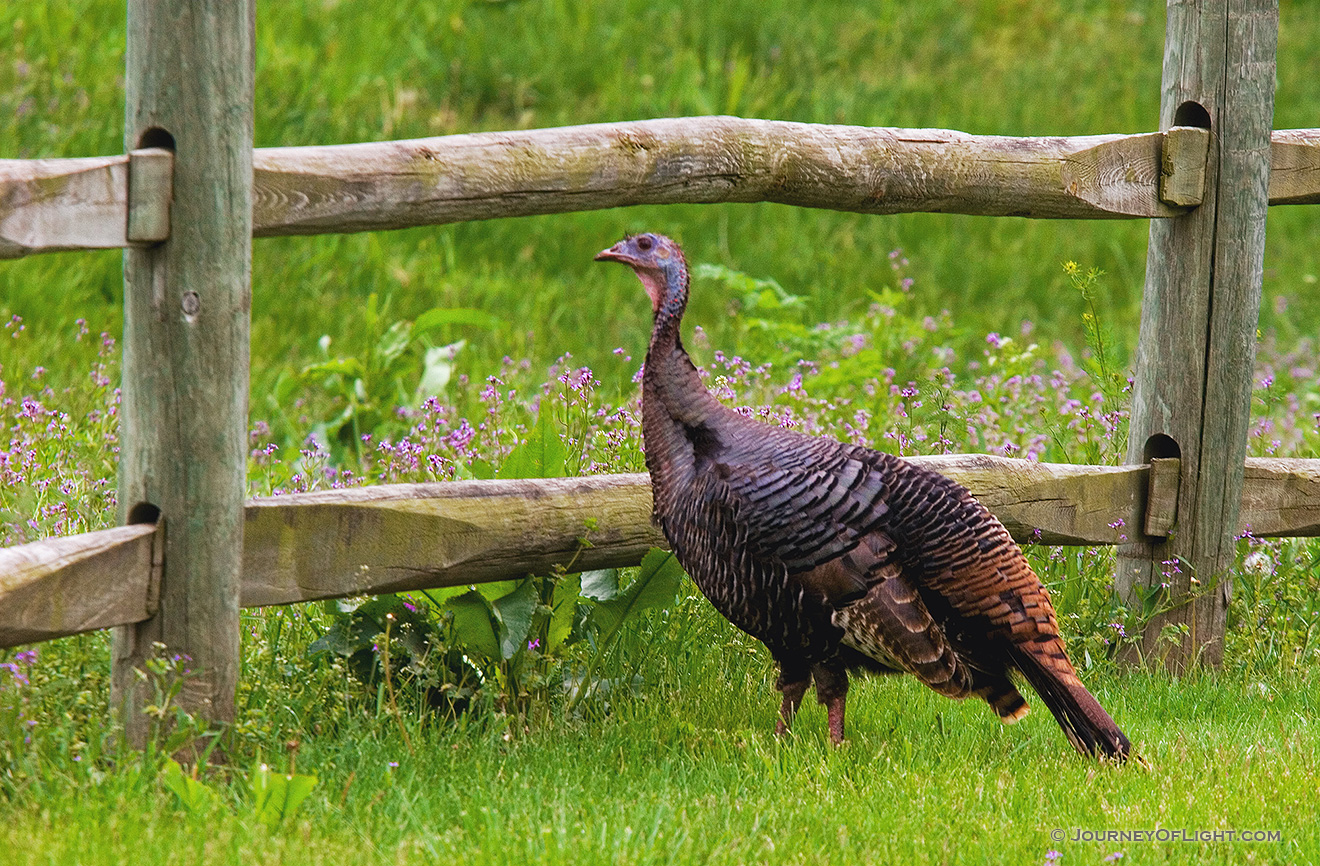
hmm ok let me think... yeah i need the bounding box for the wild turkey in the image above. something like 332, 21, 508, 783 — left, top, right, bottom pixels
595, 232, 1130, 761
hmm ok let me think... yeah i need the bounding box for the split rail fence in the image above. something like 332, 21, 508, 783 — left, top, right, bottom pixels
2, 0, 1319, 742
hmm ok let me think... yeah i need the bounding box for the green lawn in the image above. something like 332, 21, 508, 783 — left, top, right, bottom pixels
4, 1, 1320, 864
4, 613, 1318, 865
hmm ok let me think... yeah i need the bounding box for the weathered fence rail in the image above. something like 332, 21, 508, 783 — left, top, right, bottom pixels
0, 523, 160, 648
7, 456, 1320, 651
4, 122, 1320, 259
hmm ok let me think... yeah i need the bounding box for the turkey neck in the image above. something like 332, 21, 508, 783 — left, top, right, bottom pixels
641, 263, 727, 487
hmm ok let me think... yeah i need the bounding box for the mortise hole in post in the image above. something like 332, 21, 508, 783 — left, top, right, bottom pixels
136, 127, 176, 151
127, 502, 162, 525
1143, 433, 1181, 463
1173, 101, 1211, 130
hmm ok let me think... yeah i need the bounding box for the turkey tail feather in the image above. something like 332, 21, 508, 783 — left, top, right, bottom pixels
1013, 650, 1130, 761
972, 676, 1030, 724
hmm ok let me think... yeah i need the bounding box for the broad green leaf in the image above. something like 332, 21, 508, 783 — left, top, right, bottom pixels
549, 572, 582, 651
308, 596, 411, 657
417, 586, 470, 606
250, 762, 319, 827
476, 580, 520, 602
270, 367, 298, 404
300, 357, 365, 380
694, 262, 756, 292
497, 411, 566, 479
579, 569, 620, 602
445, 591, 500, 659
592, 550, 685, 633
463, 458, 496, 480
161, 759, 221, 813
493, 578, 538, 660
414, 307, 504, 333
374, 320, 413, 367
565, 551, 685, 714
355, 594, 415, 622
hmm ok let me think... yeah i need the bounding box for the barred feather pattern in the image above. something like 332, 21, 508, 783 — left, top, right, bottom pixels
600, 232, 1129, 760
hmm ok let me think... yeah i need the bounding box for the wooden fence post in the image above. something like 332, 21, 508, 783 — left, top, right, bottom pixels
1117, 0, 1278, 670
111, 0, 255, 747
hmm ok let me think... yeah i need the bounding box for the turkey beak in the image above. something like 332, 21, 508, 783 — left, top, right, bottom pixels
594, 242, 637, 266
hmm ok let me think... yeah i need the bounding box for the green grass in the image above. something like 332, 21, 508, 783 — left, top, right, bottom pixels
3, 610, 1318, 865
4, 1, 1320, 863
3, 0, 1319, 404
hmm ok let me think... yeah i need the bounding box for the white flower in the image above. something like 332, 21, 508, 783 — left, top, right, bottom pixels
1244, 550, 1273, 576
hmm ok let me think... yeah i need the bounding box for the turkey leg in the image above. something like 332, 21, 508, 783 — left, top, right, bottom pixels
813, 664, 849, 745
774, 668, 811, 736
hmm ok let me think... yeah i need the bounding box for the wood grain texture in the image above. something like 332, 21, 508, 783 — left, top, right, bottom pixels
1268, 129, 1320, 204
0, 155, 129, 258
241, 475, 665, 607
8, 457, 1320, 647
1160, 126, 1210, 206
4, 123, 1311, 258
126, 148, 173, 243
112, 0, 255, 743
0, 524, 158, 648
249, 121, 1189, 232
1239, 458, 1320, 537
1144, 457, 1181, 537
1117, 0, 1279, 671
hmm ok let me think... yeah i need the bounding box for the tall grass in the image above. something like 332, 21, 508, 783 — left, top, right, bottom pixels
3, 1, 1318, 404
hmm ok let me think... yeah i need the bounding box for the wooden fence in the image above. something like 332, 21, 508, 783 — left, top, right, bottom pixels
2, 0, 1318, 742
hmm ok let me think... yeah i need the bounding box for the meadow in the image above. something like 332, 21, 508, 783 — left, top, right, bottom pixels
4, 1, 1320, 863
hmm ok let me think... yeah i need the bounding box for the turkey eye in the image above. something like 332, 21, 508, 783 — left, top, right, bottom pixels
637, 236, 653, 252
